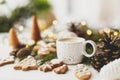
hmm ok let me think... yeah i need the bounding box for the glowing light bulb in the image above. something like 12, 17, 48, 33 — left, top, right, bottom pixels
104, 28, 110, 34
114, 31, 118, 36
52, 20, 57, 25
19, 26, 24, 31
87, 29, 92, 35
98, 29, 104, 35
81, 21, 86, 26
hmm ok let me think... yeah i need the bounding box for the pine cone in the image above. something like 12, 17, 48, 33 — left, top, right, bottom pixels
91, 31, 120, 71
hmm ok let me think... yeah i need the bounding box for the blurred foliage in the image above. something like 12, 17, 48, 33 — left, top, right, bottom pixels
68, 22, 100, 42
0, 0, 6, 4
0, 0, 51, 32
30, 0, 51, 13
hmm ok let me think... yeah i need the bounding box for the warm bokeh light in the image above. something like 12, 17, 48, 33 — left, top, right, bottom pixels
86, 29, 92, 35
52, 20, 57, 25
18, 26, 24, 31
104, 28, 110, 34
98, 29, 104, 35
114, 31, 119, 36
81, 21, 86, 26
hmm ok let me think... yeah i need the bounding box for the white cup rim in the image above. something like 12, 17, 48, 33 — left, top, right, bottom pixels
57, 37, 85, 43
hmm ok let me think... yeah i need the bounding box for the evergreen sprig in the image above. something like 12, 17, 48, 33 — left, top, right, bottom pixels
37, 53, 57, 66
0, 0, 51, 32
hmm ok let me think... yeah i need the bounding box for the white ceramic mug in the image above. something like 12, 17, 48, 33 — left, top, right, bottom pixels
56, 37, 97, 64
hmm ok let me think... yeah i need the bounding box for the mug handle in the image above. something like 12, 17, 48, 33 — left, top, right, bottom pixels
82, 40, 97, 57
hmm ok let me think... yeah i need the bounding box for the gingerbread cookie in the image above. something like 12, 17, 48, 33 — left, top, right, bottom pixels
0, 57, 14, 66
74, 64, 91, 80
48, 47, 56, 53
39, 63, 52, 72
37, 47, 50, 58
33, 45, 41, 52
14, 56, 38, 71
50, 59, 64, 68
53, 64, 68, 74
47, 43, 56, 53
37, 44, 56, 58
47, 43, 56, 48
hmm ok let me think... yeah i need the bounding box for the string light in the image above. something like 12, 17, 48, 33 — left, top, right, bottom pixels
25, 45, 29, 48
104, 27, 110, 34
114, 31, 118, 36
87, 29, 92, 35
52, 20, 57, 25
98, 29, 104, 35
18, 26, 24, 32
81, 21, 86, 26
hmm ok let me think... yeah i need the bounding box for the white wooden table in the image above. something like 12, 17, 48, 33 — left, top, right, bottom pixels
0, 33, 98, 80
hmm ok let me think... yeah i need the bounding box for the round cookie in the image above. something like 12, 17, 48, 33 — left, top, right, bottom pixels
74, 64, 91, 80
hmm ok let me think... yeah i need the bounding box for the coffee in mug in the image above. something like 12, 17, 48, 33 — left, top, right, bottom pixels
56, 37, 97, 64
